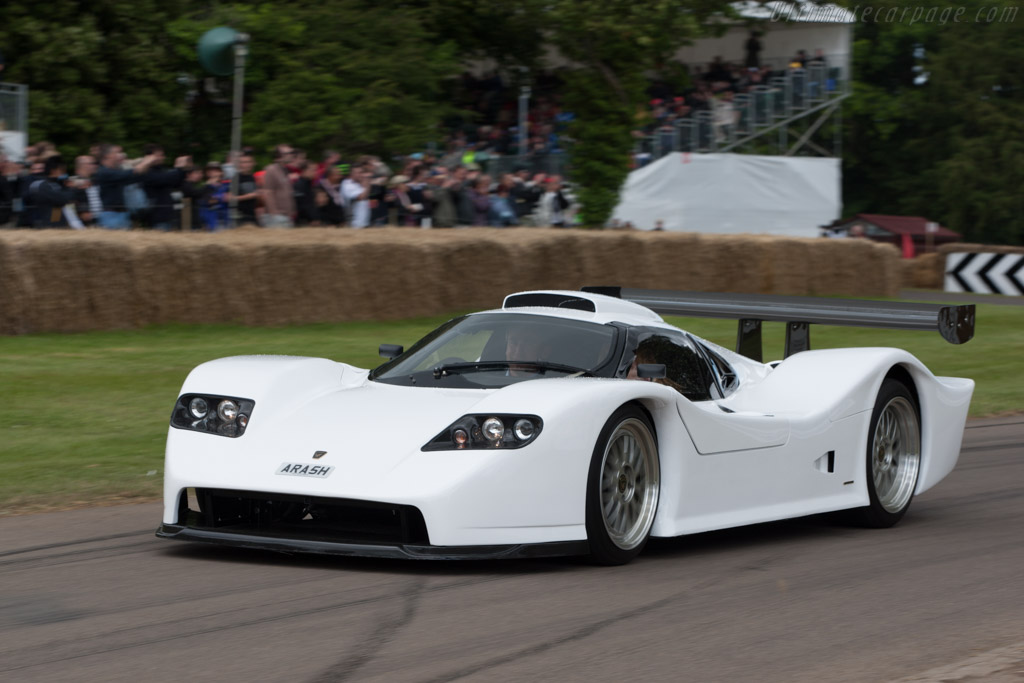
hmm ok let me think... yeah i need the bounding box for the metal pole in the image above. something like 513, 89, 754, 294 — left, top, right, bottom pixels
518, 85, 531, 158
19, 84, 29, 140
228, 35, 249, 229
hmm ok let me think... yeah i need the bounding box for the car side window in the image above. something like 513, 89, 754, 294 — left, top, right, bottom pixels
630, 332, 713, 401
704, 346, 738, 397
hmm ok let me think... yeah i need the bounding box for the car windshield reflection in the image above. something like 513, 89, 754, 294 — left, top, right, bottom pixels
370, 313, 619, 388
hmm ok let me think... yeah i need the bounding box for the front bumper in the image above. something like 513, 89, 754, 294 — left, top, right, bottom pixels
157, 487, 588, 560
156, 524, 588, 560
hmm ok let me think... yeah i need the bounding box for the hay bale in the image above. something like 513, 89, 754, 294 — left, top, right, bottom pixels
0, 228, 905, 335
902, 253, 944, 290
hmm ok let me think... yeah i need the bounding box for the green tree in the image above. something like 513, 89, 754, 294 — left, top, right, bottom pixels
1, 1, 460, 162
845, 0, 1024, 244
0, 0, 194, 157
545, 0, 733, 226
168, 1, 459, 161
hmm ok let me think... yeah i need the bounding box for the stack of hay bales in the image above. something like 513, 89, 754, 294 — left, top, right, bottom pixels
0, 229, 903, 335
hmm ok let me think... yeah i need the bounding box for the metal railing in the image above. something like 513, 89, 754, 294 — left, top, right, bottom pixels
636, 61, 850, 160
481, 153, 570, 179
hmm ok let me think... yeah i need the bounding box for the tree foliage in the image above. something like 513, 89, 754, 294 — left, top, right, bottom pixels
167, 1, 459, 160
545, 0, 733, 226
0, 0, 192, 156
844, 0, 1024, 244
1, 0, 459, 161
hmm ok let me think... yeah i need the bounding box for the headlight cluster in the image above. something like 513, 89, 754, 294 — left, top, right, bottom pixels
422, 414, 543, 451
171, 394, 255, 438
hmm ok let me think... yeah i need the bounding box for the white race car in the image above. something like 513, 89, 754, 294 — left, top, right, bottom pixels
158, 288, 976, 564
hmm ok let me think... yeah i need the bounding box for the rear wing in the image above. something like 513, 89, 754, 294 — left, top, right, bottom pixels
581, 287, 975, 362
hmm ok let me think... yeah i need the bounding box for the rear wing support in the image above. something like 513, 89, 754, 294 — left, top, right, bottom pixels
582, 287, 975, 362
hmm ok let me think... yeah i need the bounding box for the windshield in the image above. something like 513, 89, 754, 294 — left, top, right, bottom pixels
370, 313, 621, 388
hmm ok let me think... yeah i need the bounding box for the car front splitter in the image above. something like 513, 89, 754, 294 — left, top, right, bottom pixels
156, 524, 589, 560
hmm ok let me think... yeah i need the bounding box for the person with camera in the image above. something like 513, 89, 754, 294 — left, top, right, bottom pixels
228, 153, 260, 226
27, 156, 78, 228
341, 164, 372, 228
141, 144, 191, 231
93, 144, 158, 229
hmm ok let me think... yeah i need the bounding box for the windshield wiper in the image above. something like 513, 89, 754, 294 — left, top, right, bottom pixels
432, 361, 592, 379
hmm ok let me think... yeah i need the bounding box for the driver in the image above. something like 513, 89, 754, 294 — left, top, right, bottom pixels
627, 344, 657, 381
505, 325, 554, 376
625, 338, 680, 391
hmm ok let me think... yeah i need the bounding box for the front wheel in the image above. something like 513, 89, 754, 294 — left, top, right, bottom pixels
857, 378, 921, 528
586, 405, 661, 565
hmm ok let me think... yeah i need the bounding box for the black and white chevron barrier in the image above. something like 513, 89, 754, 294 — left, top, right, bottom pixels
945, 252, 1024, 295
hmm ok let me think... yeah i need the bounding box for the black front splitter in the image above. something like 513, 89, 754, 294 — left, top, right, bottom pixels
156, 524, 589, 561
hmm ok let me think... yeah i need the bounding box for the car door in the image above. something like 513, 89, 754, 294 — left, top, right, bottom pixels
624, 329, 796, 529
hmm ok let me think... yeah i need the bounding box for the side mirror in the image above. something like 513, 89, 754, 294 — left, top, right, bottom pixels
637, 363, 667, 379
379, 344, 404, 359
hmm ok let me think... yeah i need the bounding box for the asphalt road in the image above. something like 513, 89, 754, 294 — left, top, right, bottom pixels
2, 418, 1022, 683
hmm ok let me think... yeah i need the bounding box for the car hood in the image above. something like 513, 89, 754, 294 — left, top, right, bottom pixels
252, 378, 495, 480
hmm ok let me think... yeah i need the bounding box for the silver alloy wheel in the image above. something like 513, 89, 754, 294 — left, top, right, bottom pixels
599, 418, 660, 550
871, 396, 921, 513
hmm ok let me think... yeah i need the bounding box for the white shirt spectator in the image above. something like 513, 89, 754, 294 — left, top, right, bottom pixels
341, 177, 369, 228
86, 185, 103, 215
537, 190, 565, 227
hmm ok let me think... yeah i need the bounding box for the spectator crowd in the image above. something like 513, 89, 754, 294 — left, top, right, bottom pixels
0, 141, 576, 231
0, 45, 829, 231
634, 43, 832, 162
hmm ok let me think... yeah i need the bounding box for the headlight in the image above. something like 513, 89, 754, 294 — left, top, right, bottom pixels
217, 400, 239, 422
171, 394, 255, 438
188, 397, 209, 419
482, 417, 504, 443
422, 414, 543, 451
513, 418, 535, 441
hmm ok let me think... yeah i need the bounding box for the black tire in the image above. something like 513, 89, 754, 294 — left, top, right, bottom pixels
856, 377, 922, 528
586, 405, 661, 565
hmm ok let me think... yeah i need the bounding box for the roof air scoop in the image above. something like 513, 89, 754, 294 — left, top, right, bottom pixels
503, 293, 597, 312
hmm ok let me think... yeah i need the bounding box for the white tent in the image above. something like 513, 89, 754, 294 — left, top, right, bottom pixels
611, 152, 841, 236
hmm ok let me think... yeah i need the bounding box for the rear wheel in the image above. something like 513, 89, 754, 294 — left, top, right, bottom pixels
857, 378, 921, 527
586, 405, 660, 565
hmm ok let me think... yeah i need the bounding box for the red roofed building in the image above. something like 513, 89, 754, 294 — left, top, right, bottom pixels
824, 214, 962, 258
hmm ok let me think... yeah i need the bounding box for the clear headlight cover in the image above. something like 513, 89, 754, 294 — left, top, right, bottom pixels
171, 394, 255, 438
422, 414, 543, 451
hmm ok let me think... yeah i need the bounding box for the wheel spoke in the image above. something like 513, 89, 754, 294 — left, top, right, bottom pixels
615, 500, 628, 532
607, 499, 620, 528
610, 441, 623, 469
626, 502, 638, 528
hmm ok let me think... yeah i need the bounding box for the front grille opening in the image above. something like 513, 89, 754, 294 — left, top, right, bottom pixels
177, 488, 429, 545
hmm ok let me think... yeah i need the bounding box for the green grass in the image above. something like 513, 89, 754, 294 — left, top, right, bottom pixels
1, 303, 1020, 514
